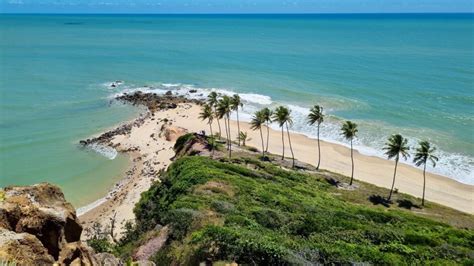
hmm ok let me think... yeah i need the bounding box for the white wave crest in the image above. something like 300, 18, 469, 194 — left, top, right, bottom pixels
76, 197, 108, 216
89, 143, 117, 160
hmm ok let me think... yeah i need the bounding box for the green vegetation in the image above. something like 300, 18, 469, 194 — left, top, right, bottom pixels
261, 107, 273, 153
238, 131, 250, 147
250, 110, 266, 158
200, 94, 443, 206
230, 94, 243, 146
207, 91, 222, 138
217, 95, 232, 158
273, 106, 295, 167
121, 154, 473, 265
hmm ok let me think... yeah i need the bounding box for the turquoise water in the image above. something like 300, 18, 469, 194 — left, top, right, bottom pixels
1, 14, 473, 206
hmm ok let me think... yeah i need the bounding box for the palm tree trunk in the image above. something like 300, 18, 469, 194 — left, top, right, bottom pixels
281, 127, 285, 160
286, 123, 295, 168
227, 114, 232, 158
350, 139, 354, 185
317, 124, 321, 170
223, 118, 229, 150
215, 108, 222, 138
388, 157, 399, 201
259, 127, 265, 158
236, 109, 241, 146
265, 122, 270, 152
422, 163, 426, 206
209, 122, 214, 158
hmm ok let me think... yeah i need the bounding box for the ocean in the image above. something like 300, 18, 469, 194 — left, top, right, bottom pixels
1, 14, 473, 207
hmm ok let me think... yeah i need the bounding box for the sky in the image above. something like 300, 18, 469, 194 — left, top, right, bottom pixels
0, 0, 473, 14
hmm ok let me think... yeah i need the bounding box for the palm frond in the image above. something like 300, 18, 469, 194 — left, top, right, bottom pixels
262, 107, 273, 123
199, 104, 214, 124
230, 94, 243, 110
383, 134, 410, 160
307, 105, 324, 125
250, 110, 265, 130
413, 140, 438, 167
272, 106, 291, 127
341, 120, 358, 140
207, 91, 218, 107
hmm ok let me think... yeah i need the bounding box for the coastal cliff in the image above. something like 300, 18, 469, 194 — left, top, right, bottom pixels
0, 183, 96, 265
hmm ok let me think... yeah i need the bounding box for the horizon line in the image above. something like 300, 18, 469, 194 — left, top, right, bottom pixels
1, 11, 473, 15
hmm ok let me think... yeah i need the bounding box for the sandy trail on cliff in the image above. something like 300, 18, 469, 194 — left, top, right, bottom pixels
79, 102, 473, 238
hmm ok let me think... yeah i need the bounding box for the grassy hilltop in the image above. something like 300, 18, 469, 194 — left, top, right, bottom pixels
110, 134, 473, 265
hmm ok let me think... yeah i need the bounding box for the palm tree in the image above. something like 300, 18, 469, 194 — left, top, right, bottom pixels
238, 131, 250, 146
384, 134, 410, 201
217, 95, 232, 158
230, 94, 243, 146
307, 105, 324, 170
199, 104, 215, 158
250, 110, 266, 158
413, 141, 438, 206
341, 121, 358, 185
273, 106, 295, 168
207, 92, 222, 138
262, 107, 273, 153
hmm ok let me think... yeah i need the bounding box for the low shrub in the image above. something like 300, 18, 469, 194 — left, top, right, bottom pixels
123, 156, 473, 265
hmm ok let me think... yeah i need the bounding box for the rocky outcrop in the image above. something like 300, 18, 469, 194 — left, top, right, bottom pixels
172, 133, 209, 159
79, 92, 202, 148
0, 228, 54, 264
0, 183, 96, 265
163, 125, 188, 142
94, 252, 123, 266
115, 91, 202, 113
134, 225, 170, 261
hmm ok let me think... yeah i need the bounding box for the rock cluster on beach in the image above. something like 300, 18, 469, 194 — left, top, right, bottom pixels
79, 91, 202, 148
0, 183, 96, 265
115, 90, 202, 112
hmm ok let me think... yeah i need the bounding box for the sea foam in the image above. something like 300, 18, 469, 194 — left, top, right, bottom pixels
88, 143, 118, 160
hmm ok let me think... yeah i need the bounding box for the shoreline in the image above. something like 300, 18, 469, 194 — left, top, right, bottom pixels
78, 93, 473, 236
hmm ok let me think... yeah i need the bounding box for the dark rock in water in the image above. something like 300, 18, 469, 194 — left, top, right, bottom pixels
189, 89, 197, 93
114, 91, 202, 113
0, 183, 96, 265
111, 83, 117, 88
